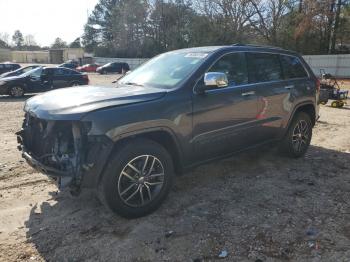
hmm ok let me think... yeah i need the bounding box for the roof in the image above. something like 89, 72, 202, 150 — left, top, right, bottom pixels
169, 44, 298, 56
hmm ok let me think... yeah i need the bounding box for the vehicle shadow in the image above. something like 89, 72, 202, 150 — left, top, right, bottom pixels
0, 94, 35, 102
24, 145, 350, 261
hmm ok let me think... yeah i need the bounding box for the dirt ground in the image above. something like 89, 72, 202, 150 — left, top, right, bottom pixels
0, 75, 349, 262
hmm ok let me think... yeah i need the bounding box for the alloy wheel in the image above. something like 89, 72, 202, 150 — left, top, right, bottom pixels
117, 155, 165, 207
292, 120, 309, 153
10, 86, 24, 97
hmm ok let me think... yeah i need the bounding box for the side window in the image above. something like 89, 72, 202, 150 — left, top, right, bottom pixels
247, 53, 283, 83
54, 68, 71, 75
280, 55, 308, 79
208, 52, 248, 86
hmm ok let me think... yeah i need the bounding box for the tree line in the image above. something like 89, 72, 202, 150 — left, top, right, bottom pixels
0, 30, 81, 50
82, 0, 350, 58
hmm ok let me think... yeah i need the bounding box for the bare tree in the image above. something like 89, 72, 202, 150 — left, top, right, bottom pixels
247, 0, 291, 44
24, 34, 37, 46
194, 0, 256, 42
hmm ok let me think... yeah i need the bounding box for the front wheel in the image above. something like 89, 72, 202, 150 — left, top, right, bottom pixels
280, 112, 312, 158
9, 86, 24, 97
98, 138, 174, 218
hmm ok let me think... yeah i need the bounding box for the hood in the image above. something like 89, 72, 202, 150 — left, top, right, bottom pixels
24, 85, 167, 120
0, 72, 12, 78
0, 75, 25, 81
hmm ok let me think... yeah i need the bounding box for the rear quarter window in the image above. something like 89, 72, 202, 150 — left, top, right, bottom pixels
280, 55, 308, 79
246, 53, 283, 83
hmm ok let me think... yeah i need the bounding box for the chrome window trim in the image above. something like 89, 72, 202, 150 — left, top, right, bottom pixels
193, 50, 310, 95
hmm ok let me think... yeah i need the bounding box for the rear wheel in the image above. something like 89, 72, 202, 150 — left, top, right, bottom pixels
331, 101, 339, 108
280, 112, 312, 158
9, 86, 24, 97
98, 138, 174, 218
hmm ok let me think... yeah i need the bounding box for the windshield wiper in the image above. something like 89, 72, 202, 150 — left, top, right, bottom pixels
124, 82, 144, 87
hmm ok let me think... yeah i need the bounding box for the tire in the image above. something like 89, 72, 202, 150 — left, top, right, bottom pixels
98, 138, 175, 218
331, 101, 338, 108
280, 112, 312, 158
71, 82, 80, 87
9, 86, 24, 97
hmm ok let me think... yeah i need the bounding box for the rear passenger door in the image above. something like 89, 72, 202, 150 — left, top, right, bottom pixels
246, 52, 288, 142
53, 68, 72, 88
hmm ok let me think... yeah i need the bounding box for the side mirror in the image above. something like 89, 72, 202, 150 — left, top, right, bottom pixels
204, 72, 228, 88
196, 72, 229, 94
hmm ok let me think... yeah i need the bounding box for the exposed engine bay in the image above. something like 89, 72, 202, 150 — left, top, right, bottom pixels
17, 114, 88, 191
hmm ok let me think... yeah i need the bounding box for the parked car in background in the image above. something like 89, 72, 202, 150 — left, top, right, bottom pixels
0, 63, 21, 74
96, 62, 130, 74
58, 60, 79, 69
0, 65, 41, 78
76, 63, 100, 73
0, 66, 89, 97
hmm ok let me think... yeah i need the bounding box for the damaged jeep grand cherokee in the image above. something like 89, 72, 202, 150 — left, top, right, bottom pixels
17, 45, 319, 218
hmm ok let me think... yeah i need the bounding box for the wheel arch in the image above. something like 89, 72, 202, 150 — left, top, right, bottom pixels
96, 128, 184, 186
289, 102, 316, 128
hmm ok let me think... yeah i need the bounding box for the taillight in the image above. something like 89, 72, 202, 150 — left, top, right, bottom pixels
83, 74, 89, 84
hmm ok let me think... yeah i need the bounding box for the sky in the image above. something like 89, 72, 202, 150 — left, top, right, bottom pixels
0, 0, 99, 46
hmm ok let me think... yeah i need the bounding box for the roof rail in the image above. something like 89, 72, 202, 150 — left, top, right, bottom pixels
231, 43, 284, 50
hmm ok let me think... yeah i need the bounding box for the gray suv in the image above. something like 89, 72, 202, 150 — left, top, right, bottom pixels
17, 44, 320, 218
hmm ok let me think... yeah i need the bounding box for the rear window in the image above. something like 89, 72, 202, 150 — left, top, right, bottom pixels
280, 55, 308, 79
247, 53, 283, 83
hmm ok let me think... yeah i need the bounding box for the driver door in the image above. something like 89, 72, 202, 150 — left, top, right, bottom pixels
26, 68, 45, 92
192, 52, 259, 161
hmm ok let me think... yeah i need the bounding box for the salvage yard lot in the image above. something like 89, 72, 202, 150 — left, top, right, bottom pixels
0, 74, 350, 261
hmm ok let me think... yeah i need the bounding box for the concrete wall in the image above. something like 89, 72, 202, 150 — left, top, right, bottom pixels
303, 54, 350, 78
12, 51, 49, 63
94, 57, 149, 70
0, 48, 11, 62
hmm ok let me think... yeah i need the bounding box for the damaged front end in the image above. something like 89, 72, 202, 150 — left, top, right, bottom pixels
17, 113, 113, 194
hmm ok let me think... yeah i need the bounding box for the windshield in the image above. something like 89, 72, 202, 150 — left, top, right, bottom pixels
118, 51, 208, 89
22, 67, 43, 77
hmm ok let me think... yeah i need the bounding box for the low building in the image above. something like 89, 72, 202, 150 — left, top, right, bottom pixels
0, 48, 11, 62
50, 48, 85, 64
12, 50, 49, 63
9, 48, 85, 64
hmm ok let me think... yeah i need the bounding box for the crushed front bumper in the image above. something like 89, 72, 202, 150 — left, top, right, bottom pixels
17, 128, 114, 189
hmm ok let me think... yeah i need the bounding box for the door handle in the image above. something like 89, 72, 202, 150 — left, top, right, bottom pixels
241, 91, 255, 96
285, 85, 294, 89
